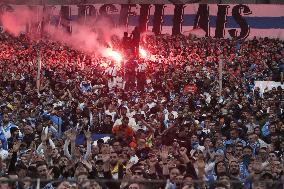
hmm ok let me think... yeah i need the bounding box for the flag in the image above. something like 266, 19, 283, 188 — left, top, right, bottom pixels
36, 55, 42, 94
184, 84, 197, 93
236, 40, 241, 54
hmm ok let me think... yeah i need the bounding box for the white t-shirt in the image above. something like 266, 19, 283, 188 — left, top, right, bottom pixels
0, 149, 9, 160
137, 63, 147, 72
105, 67, 117, 77
113, 117, 138, 131
147, 102, 156, 109
115, 76, 124, 89
164, 109, 178, 121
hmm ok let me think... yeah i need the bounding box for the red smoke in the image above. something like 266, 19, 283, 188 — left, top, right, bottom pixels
1, 6, 41, 36
1, 6, 125, 55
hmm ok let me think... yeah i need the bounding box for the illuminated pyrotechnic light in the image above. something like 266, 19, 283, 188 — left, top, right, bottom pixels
150, 55, 157, 62
105, 48, 122, 63
139, 47, 147, 58
108, 43, 113, 49
100, 62, 108, 68
109, 51, 122, 62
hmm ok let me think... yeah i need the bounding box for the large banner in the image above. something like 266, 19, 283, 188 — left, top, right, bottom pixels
254, 81, 284, 94
1, 4, 284, 39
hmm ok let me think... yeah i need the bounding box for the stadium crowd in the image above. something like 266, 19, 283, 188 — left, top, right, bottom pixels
0, 31, 284, 189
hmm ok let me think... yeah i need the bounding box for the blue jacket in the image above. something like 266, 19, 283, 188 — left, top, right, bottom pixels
0, 126, 8, 150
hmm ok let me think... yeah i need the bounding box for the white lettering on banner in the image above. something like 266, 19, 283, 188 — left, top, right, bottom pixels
1, 4, 284, 39
254, 81, 284, 94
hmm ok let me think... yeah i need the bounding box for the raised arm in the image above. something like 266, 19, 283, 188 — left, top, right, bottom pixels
63, 129, 73, 159
63, 139, 72, 159
141, 119, 155, 133
179, 147, 191, 164
69, 129, 77, 159
83, 130, 92, 160
195, 154, 206, 189
160, 145, 170, 177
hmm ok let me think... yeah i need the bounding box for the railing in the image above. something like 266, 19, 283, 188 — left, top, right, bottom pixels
1, 0, 284, 5
0, 178, 284, 188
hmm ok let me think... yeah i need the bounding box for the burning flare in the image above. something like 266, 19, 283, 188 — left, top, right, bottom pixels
139, 47, 147, 58
105, 48, 122, 63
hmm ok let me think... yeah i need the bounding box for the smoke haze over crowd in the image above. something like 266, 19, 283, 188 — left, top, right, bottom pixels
1, 6, 37, 36
0, 6, 125, 55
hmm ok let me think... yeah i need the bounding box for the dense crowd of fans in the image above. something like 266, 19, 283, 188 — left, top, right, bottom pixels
0, 31, 284, 189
